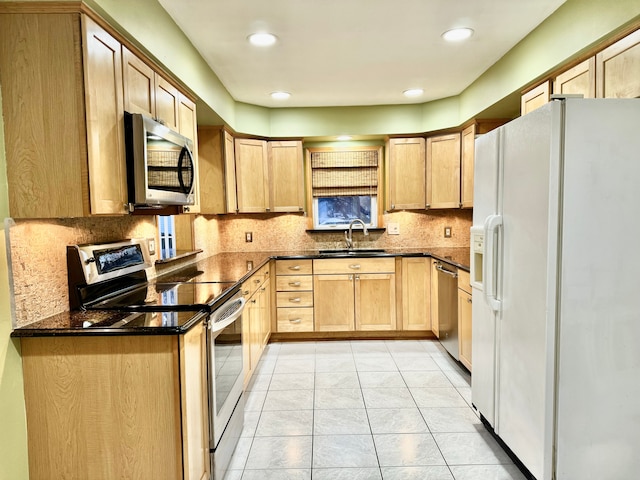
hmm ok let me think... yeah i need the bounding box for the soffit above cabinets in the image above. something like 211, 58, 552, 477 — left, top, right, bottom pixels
158, 0, 566, 108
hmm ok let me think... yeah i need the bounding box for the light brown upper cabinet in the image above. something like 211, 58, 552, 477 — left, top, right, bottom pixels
224, 131, 238, 213
268, 140, 305, 212
196, 127, 227, 214
596, 28, 640, 99
178, 94, 200, 213
553, 57, 596, 98
460, 124, 476, 209
426, 133, 461, 209
123, 47, 183, 135
0, 12, 128, 217
521, 80, 551, 115
234, 138, 270, 213
387, 137, 426, 210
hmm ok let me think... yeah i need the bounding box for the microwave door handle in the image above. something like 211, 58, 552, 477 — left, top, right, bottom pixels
177, 146, 195, 195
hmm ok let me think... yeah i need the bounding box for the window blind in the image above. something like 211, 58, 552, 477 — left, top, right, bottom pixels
310, 149, 379, 197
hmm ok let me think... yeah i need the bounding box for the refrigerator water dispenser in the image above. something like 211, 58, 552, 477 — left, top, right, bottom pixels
470, 226, 484, 290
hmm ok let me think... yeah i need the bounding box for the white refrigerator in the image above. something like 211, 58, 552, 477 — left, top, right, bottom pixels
470, 97, 640, 480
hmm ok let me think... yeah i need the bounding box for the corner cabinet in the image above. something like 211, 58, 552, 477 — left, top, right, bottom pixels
20, 322, 210, 480
0, 12, 129, 217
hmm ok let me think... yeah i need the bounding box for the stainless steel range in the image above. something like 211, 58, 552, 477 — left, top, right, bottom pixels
67, 238, 245, 479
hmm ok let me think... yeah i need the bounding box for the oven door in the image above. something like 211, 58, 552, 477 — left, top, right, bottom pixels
207, 291, 246, 449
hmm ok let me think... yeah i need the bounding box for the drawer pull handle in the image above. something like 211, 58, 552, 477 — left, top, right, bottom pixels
467, 297, 472, 304
243, 290, 250, 295
289, 281, 301, 287
349, 264, 361, 270
288, 265, 301, 271
289, 297, 301, 303
289, 318, 302, 324
254, 279, 261, 284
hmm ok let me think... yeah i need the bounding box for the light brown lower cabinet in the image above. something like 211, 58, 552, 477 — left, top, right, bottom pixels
313, 258, 396, 332
20, 325, 209, 480
275, 260, 314, 332
401, 257, 431, 330
458, 269, 472, 371
242, 264, 271, 386
430, 259, 440, 337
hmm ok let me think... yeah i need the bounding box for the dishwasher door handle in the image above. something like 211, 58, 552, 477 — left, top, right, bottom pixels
436, 264, 458, 278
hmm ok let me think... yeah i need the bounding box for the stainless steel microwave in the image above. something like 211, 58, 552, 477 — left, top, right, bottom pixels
124, 112, 196, 206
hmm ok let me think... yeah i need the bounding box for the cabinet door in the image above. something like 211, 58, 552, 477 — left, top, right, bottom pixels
401, 257, 431, 330
430, 259, 439, 337
458, 289, 472, 371
155, 75, 180, 131
387, 137, 426, 210
82, 16, 128, 215
235, 138, 270, 213
553, 57, 595, 98
355, 273, 396, 331
178, 94, 201, 214
249, 290, 262, 373
260, 278, 271, 346
314, 274, 355, 331
521, 80, 550, 115
426, 133, 461, 209
596, 29, 640, 99
242, 288, 255, 386
460, 125, 475, 209
197, 126, 226, 214
122, 47, 155, 118
179, 320, 210, 480
223, 131, 238, 213
269, 140, 305, 212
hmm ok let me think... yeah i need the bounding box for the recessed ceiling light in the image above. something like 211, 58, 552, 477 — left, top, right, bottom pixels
337, 135, 352, 141
403, 88, 424, 98
248, 32, 277, 47
270, 91, 291, 100
442, 28, 474, 42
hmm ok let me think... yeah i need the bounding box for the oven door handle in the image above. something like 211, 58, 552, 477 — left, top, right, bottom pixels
208, 297, 246, 334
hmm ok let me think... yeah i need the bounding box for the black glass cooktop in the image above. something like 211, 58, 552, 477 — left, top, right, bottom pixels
87, 281, 238, 313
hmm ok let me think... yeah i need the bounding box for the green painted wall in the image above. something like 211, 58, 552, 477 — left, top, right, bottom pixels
0, 88, 29, 479
89, 0, 639, 137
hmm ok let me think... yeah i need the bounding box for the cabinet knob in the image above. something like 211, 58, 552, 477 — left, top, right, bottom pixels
289, 265, 301, 271
254, 279, 261, 284
425, 203, 431, 209
349, 264, 361, 270
467, 297, 472, 304
391, 204, 395, 209
183, 206, 190, 212
289, 318, 302, 324
251, 299, 257, 304
243, 290, 250, 295
355, 275, 360, 280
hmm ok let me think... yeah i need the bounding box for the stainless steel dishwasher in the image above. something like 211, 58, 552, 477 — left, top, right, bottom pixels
435, 261, 459, 360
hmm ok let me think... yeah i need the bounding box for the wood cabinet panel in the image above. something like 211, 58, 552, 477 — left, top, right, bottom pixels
277, 308, 314, 332
276, 259, 313, 275
21, 335, 182, 480
314, 274, 355, 331
458, 288, 472, 371
82, 15, 128, 215
0, 13, 87, 217
235, 138, 270, 213
179, 320, 210, 480
224, 130, 238, 213
426, 133, 461, 209
269, 140, 305, 212
401, 257, 431, 330
355, 273, 396, 331
313, 257, 395, 275
521, 80, 550, 115
387, 137, 426, 210
155, 75, 180, 131
197, 126, 226, 214
554, 57, 596, 98
122, 47, 155, 117
276, 291, 314, 308
458, 269, 471, 294
430, 259, 440, 337
460, 124, 475, 209
596, 28, 640, 99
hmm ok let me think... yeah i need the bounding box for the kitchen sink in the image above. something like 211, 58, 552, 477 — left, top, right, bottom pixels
319, 249, 386, 256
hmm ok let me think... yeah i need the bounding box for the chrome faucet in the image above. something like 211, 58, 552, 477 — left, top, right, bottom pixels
344, 219, 369, 249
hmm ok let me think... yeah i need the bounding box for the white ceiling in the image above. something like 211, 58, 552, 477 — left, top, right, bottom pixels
158, 0, 566, 109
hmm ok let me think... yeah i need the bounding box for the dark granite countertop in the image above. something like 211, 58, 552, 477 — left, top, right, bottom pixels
12, 247, 469, 338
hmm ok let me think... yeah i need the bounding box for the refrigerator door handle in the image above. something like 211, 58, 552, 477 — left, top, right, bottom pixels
483, 214, 502, 312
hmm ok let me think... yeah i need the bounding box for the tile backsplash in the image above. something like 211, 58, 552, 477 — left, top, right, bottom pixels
6, 209, 470, 327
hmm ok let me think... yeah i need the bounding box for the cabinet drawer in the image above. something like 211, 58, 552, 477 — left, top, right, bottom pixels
313, 257, 395, 274
458, 269, 471, 294
277, 308, 314, 332
242, 264, 270, 296
276, 259, 313, 275
276, 275, 313, 291
277, 291, 313, 307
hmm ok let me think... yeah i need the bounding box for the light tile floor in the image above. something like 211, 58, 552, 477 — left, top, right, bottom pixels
224, 339, 526, 480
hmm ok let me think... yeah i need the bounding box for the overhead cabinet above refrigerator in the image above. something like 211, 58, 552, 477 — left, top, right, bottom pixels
470, 97, 640, 480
